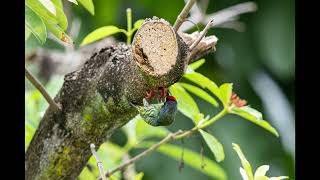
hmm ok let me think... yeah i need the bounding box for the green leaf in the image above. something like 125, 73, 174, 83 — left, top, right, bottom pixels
231, 107, 279, 137
134, 172, 144, 180
78, 167, 96, 180
26, 0, 58, 24
232, 143, 254, 180
51, 0, 68, 30
183, 72, 222, 101
77, 0, 95, 15
25, 5, 47, 44
254, 165, 269, 178
199, 129, 225, 162
179, 82, 218, 107
25, 25, 32, 41
135, 115, 169, 140
39, 0, 56, 15
189, 59, 206, 70
67, 0, 78, 5
219, 83, 233, 107
45, 22, 73, 44
139, 142, 227, 180
81, 26, 125, 45
133, 19, 144, 31
169, 83, 200, 121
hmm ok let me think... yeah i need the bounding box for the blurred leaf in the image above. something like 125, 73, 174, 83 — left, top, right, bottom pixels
39, 0, 56, 15
134, 172, 144, 180
26, 0, 58, 24
78, 167, 96, 180
230, 107, 279, 137
240, 106, 263, 120
189, 59, 206, 70
78, 0, 95, 15
135, 115, 169, 141
199, 129, 225, 162
180, 82, 218, 107
139, 142, 227, 180
255, 176, 269, 180
232, 143, 254, 180
25, 5, 47, 44
45, 22, 73, 44
240, 167, 249, 180
219, 83, 233, 107
51, 0, 68, 30
169, 83, 200, 121
269, 176, 289, 180
81, 26, 125, 45
25, 25, 31, 41
183, 72, 222, 101
66, 0, 78, 5
254, 165, 269, 178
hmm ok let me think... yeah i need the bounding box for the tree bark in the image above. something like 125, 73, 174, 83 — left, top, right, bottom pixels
25, 17, 217, 180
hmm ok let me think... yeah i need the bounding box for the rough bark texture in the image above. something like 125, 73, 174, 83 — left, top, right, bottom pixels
25, 17, 217, 180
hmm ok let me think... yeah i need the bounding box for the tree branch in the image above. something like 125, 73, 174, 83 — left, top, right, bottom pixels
100, 109, 228, 179
173, 0, 197, 31
25, 66, 60, 111
90, 144, 107, 180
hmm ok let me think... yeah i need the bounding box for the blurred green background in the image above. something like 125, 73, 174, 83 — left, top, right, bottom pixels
25, 0, 295, 179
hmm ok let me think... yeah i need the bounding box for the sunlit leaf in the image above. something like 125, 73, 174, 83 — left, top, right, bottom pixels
189, 59, 206, 70
240, 106, 263, 120
78, 0, 95, 15
232, 143, 254, 180
199, 129, 225, 162
169, 83, 200, 121
255, 176, 269, 180
25, 5, 47, 44
183, 72, 222, 101
51, 0, 68, 30
231, 107, 279, 137
67, 0, 78, 5
81, 26, 125, 45
26, 0, 58, 24
139, 142, 227, 180
134, 172, 144, 180
254, 165, 269, 178
39, 0, 56, 15
180, 82, 218, 107
240, 167, 249, 180
219, 83, 233, 107
133, 19, 145, 30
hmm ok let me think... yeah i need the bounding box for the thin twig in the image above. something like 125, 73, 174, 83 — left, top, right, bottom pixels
100, 109, 228, 179
173, 0, 197, 31
25, 66, 60, 111
189, 19, 214, 51
90, 144, 108, 180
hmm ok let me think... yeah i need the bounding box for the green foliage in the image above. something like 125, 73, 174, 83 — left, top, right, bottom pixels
199, 129, 225, 162
139, 142, 227, 180
80, 26, 126, 45
25, 0, 94, 44
232, 143, 288, 180
80, 8, 144, 45
230, 107, 279, 137
25, 5, 47, 44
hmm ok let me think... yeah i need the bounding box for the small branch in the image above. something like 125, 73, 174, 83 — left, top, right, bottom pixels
126, 8, 132, 45
189, 19, 214, 51
100, 109, 228, 179
90, 144, 108, 180
25, 66, 60, 111
173, 0, 197, 31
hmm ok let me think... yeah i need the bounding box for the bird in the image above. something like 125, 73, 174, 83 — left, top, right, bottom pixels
131, 90, 178, 126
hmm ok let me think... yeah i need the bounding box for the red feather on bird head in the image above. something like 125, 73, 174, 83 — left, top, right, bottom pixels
166, 96, 176, 102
